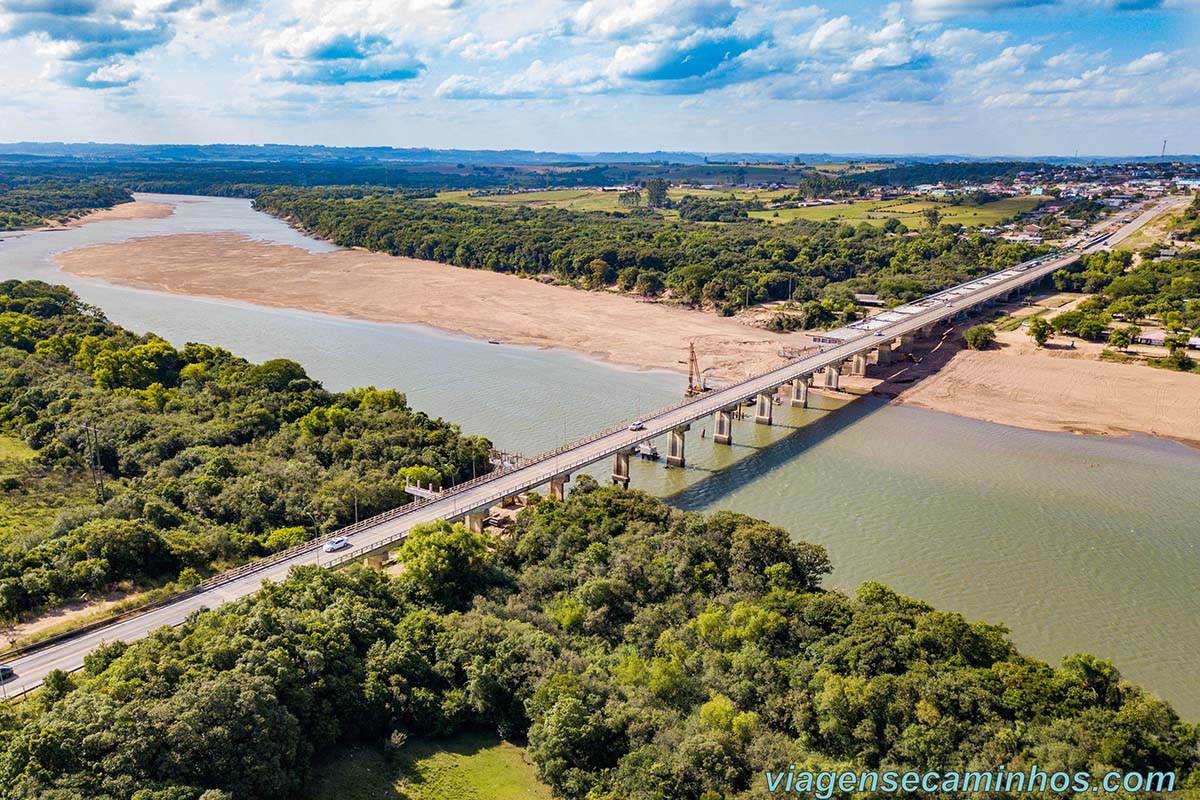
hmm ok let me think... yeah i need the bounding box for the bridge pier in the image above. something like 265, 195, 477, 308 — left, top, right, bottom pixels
825, 364, 841, 390
714, 407, 734, 445
790, 375, 811, 408
754, 391, 775, 425
874, 346, 893, 368
851, 353, 868, 377
465, 510, 486, 534
549, 474, 570, 501
921, 323, 935, 339
611, 450, 631, 488
363, 552, 387, 569
898, 334, 915, 355
666, 424, 690, 467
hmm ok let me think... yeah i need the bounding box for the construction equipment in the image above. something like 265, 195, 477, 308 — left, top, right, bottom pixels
685, 342, 708, 397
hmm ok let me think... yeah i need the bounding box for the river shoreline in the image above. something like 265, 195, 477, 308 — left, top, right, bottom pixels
54, 231, 798, 382
29, 199, 177, 231
52, 229, 1200, 450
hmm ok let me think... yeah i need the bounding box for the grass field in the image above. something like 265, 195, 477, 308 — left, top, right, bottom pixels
429, 186, 793, 213
1114, 206, 1195, 252
0, 433, 34, 461
750, 195, 1041, 228
0, 435, 92, 549
426, 188, 1040, 230
304, 731, 552, 800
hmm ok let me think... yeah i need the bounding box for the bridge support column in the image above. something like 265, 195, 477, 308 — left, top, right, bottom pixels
465, 510, 485, 534
851, 353, 868, 377
612, 450, 631, 488
363, 552, 387, 569
898, 334, 915, 355
754, 391, 775, 425
825, 364, 841, 390
549, 474, 570, 501
874, 346, 893, 367
666, 424, 690, 468
714, 408, 734, 445
790, 375, 811, 408
921, 324, 935, 339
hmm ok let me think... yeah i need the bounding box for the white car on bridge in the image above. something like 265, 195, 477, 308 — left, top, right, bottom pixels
322, 536, 351, 553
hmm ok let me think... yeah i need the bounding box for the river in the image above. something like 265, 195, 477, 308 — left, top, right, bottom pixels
2, 194, 1197, 719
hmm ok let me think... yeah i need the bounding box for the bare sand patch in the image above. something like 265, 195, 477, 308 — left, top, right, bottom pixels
4, 593, 129, 647
55, 233, 797, 381
890, 328, 1200, 447
52, 232, 1200, 445
38, 200, 176, 229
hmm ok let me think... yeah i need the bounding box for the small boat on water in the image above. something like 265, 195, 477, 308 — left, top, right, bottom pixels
487, 339, 502, 345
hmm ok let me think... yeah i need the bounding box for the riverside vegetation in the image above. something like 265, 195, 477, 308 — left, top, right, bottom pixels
0, 179, 132, 231
1047, 251, 1200, 370
253, 187, 1046, 328
0, 287, 1196, 800
0, 480, 1195, 798
0, 281, 490, 624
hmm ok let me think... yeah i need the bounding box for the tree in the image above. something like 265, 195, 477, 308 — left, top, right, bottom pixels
618, 190, 641, 208
644, 178, 669, 208
964, 324, 996, 350
1027, 316, 1053, 347
634, 271, 664, 297
587, 258, 616, 288
1165, 348, 1195, 371
395, 520, 495, 608
1106, 325, 1139, 351
922, 206, 941, 228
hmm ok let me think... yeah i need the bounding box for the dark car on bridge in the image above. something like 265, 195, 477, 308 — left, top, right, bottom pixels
0, 665, 14, 682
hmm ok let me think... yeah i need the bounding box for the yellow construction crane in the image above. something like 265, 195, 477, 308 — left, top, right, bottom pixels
686, 342, 707, 397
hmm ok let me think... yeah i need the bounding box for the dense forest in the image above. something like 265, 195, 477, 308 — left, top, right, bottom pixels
0, 480, 1194, 798
0, 281, 490, 621
0, 179, 131, 230
255, 188, 1047, 326
0, 161, 588, 199
851, 162, 1053, 187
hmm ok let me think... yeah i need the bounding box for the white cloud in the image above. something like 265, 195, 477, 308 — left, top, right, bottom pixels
0, 0, 250, 88
570, 0, 739, 40
1120, 50, 1169, 74
456, 33, 540, 60
930, 26, 1008, 61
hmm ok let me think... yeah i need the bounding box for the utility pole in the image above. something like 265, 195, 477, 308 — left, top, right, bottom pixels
307, 510, 322, 565
84, 423, 106, 503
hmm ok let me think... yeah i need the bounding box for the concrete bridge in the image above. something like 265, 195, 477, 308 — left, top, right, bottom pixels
0, 198, 1176, 700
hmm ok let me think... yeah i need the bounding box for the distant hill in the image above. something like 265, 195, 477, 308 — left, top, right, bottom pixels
2, 141, 1196, 167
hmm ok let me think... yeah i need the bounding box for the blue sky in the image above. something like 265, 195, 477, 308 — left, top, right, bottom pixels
1, 0, 1197, 155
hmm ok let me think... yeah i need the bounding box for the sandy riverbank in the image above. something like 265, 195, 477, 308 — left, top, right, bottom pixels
40, 199, 177, 229
53, 231, 1200, 445
55, 233, 797, 381
882, 327, 1200, 447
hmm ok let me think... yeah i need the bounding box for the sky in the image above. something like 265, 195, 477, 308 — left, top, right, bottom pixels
0, 0, 1197, 156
